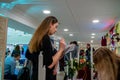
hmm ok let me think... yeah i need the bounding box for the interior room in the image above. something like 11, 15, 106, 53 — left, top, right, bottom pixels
0, 0, 120, 80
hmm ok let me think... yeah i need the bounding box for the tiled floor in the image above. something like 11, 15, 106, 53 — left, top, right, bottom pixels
57, 71, 65, 80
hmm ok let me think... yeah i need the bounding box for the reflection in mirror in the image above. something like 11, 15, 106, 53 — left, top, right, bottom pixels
4, 18, 34, 80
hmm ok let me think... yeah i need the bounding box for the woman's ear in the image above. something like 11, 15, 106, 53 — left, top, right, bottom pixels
50, 23, 53, 28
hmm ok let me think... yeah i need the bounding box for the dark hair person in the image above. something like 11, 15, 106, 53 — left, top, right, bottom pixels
26, 16, 66, 80
93, 47, 120, 80
12, 45, 20, 56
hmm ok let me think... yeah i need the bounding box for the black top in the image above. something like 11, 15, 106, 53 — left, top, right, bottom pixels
11, 50, 20, 56
25, 35, 57, 80
117, 60, 120, 80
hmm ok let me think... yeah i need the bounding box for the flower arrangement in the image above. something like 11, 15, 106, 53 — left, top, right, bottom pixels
66, 57, 87, 79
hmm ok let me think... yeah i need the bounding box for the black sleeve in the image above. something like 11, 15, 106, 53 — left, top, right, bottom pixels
25, 49, 33, 61
42, 35, 54, 66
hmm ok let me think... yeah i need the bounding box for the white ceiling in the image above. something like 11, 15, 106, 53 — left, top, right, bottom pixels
0, 0, 120, 46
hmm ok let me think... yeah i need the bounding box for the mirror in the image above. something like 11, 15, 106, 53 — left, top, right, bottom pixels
4, 18, 34, 80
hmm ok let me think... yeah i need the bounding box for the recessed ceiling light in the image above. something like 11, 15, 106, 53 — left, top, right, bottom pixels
91, 33, 96, 36
69, 34, 73, 36
91, 40, 93, 43
64, 29, 69, 31
92, 19, 99, 23
43, 10, 51, 14
91, 36, 95, 38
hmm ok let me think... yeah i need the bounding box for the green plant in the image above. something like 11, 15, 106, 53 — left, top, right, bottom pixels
66, 58, 87, 79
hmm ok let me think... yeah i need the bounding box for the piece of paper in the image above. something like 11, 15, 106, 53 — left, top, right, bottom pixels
63, 44, 76, 54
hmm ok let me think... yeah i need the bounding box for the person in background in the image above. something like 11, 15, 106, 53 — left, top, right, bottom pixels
26, 16, 66, 80
85, 43, 95, 80
70, 41, 79, 58
63, 41, 79, 80
79, 49, 86, 59
86, 43, 95, 62
64, 41, 79, 61
80, 49, 84, 56
21, 47, 24, 55
4, 53, 20, 80
12, 45, 21, 57
93, 47, 120, 80
5, 50, 11, 58
6, 48, 10, 56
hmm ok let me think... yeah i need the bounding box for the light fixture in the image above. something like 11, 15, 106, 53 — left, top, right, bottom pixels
91, 33, 96, 36
43, 10, 51, 14
69, 34, 73, 36
91, 40, 93, 43
64, 29, 69, 32
91, 36, 95, 38
92, 19, 99, 23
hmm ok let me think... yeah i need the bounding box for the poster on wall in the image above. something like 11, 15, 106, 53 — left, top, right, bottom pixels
0, 16, 8, 80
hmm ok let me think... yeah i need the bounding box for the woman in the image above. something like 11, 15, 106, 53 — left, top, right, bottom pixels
93, 47, 120, 80
26, 16, 66, 80
12, 45, 20, 56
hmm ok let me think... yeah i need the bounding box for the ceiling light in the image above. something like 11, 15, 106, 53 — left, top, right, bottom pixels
91, 36, 95, 38
92, 19, 99, 23
91, 33, 96, 36
64, 29, 69, 31
91, 40, 93, 43
69, 34, 73, 36
43, 10, 51, 14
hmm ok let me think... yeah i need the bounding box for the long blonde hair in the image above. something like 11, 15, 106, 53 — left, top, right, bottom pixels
29, 16, 58, 53
93, 47, 119, 80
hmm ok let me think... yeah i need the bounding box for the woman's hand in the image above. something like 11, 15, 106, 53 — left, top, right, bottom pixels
53, 69, 57, 75
48, 38, 66, 69
59, 38, 66, 51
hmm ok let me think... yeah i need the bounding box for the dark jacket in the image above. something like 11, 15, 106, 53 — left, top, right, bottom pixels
25, 35, 57, 80
117, 60, 120, 80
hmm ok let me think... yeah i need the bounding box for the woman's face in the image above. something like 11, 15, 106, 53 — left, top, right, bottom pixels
48, 22, 58, 35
